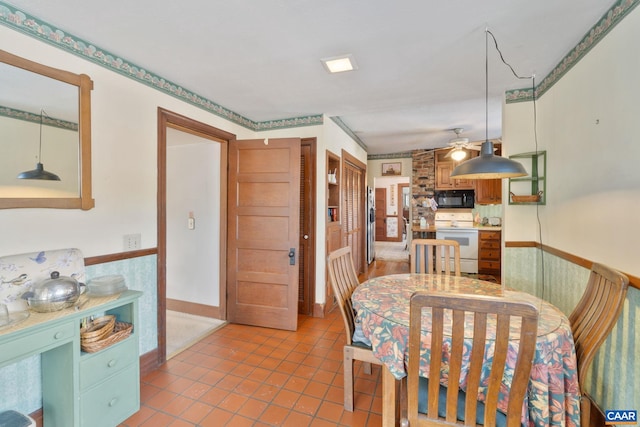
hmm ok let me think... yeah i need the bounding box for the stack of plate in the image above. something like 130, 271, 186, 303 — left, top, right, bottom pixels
86, 275, 127, 297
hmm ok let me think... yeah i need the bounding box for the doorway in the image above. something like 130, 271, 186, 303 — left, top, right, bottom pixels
157, 109, 317, 363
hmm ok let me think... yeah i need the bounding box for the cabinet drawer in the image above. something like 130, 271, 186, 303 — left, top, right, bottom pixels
2, 321, 74, 362
480, 231, 501, 240
80, 364, 139, 427
479, 261, 501, 270
480, 240, 500, 249
480, 250, 500, 260
80, 336, 137, 390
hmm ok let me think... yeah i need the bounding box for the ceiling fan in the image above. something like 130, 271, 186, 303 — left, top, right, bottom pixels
444, 128, 483, 161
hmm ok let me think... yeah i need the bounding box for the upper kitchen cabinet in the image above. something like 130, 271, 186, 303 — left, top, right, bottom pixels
475, 178, 502, 204
434, 149, 476, 190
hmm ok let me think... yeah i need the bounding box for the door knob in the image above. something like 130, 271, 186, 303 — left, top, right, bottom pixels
288, 248, 296, 265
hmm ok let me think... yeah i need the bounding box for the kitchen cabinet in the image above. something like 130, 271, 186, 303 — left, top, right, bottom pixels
478, 230, 501, 277
434, 149, 475, 190
0, 291, 141, 427
475, 178, 502, 204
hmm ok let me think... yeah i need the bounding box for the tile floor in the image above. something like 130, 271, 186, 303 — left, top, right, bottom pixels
120, 260, 410, 427
121, 311, 382, 427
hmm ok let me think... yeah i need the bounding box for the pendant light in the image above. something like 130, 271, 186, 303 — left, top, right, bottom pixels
17, 109, 61, 181
451, 30, 527, 180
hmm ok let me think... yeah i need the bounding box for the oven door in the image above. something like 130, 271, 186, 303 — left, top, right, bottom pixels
435, 228, 478, 273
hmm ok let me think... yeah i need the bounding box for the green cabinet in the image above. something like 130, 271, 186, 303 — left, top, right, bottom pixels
0, 290, 142, 427
508, 151, 546, 205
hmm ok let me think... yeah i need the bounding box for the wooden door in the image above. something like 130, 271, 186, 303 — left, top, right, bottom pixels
342, 156, 365, 274
227, 138, 300, 331
375, 188, 387, 241
298, 141, 315, 315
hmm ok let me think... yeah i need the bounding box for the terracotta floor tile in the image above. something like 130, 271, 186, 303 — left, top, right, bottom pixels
168, 419, 196, 427
260, 404, 290, 426
180, 401, 214, 424
199, 407, 234, 427
146, 389, 178, 410
283, 410, 313, 427
273, 388, 301, 409
294, 394, 322, 415
163, 394, 195, 416
236, 396, 268, 419
283, 375, 309, 393
139, 411, 177, 427
316, 400, 345, 423
224, 414, 255, 427
304, 381, 329, 399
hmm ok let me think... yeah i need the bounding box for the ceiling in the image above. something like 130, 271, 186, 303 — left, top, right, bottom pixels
4, 0, 615, 155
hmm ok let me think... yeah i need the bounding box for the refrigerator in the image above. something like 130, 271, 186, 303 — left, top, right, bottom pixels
366, 186, 375, 264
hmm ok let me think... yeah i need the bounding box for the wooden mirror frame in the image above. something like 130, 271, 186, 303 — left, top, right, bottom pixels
0, 49, 94, 210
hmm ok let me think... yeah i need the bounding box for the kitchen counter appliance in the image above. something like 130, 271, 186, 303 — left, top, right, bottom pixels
434, 211, 478, 273
434, 190, 474, 209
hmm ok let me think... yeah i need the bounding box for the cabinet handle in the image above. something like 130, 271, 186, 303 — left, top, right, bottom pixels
54, 331, 64, 339
109, 398, 118, 407
107, 359, 117, 368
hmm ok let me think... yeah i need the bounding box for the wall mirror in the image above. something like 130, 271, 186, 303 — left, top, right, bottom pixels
0, 49, 94, 210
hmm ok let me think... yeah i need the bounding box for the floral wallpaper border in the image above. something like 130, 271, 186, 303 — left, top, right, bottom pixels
0, 105, 78, 131
0, 1, 323, 133
506, 0, 639, 103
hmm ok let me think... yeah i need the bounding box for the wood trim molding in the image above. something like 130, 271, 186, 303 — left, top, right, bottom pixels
505, 241, 640, 290
166, 298, 220, 318
84, 248, 157, 266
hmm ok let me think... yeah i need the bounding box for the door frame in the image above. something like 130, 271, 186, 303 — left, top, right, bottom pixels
157, 107, 234, 365
300, 138, 317, 315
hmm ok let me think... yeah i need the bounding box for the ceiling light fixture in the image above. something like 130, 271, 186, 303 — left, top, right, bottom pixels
450, 30, 528, 180
321, 54, 358, 73
17, 109, 61, 181
450, 148, 467, 161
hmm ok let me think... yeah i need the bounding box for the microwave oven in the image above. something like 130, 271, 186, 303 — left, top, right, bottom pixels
434, 190, 475, 209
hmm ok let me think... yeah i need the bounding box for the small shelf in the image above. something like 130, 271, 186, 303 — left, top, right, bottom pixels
508, 151, 546, 205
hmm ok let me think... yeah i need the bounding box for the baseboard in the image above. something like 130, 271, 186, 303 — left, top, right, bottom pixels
313, 302, 325, 318
140, 348, 160, 377
166, 298, 220, 318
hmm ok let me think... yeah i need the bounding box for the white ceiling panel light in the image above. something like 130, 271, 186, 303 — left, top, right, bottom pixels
321, 54, 358, 73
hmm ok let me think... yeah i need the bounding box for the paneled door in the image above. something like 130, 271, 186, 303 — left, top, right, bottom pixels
341, 153, 366, 274
227, 138, 300, 331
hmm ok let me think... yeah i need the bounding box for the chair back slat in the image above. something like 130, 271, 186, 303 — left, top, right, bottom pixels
405, 292, 539, 427
568, 263, 629, 393
410, 239, 461, 276
327, 246, 361, 345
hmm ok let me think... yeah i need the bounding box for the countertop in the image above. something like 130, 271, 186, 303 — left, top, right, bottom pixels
412, 225, 502, 232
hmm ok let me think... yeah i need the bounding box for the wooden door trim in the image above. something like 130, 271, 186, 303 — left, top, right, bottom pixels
157, 107, 233, 366
397, 183, 409, 243
300, 138, 317, 315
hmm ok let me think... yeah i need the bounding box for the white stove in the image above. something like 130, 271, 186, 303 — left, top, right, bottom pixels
434, 211, 478, 273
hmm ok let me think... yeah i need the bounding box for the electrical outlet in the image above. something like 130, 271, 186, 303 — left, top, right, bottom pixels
123, 234, 141, 250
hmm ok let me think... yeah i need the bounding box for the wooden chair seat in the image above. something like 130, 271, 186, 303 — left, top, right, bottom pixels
401, 292, 539, 427
410, 239, 461, 275
327, 246, 381, 411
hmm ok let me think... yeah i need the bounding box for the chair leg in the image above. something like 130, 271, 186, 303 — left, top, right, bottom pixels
344, 346, 355, 411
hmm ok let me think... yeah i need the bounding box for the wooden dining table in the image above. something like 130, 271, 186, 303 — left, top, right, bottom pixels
351, 273, 580, 427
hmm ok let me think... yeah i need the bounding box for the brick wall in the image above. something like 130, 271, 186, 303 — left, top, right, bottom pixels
411, 150, 436, 224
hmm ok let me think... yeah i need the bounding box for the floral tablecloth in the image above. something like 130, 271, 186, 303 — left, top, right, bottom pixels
352, 274, 580, 427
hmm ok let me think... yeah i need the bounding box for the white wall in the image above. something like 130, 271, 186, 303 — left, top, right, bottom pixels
0, 25, 254, 258
166, 128, 221, 306
503, 5, 640, 278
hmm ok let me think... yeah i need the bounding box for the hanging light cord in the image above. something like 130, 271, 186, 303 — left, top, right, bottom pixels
38, 109, 45, 162
486, 29, 545, 300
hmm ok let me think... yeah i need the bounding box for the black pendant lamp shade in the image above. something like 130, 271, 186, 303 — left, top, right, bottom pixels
17, 109, 61, 181
451, 30, 527, 180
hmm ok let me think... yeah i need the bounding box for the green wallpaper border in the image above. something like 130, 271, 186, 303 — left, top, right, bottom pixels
0, 105, 78, 130
506, 0, 639, 103
0, 2, 323, 133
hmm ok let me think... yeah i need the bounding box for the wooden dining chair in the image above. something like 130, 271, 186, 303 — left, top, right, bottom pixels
327, 246, 381, 411
410, 239, 461, 275
402, 292, 539, 427
569, 263, 629, 427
